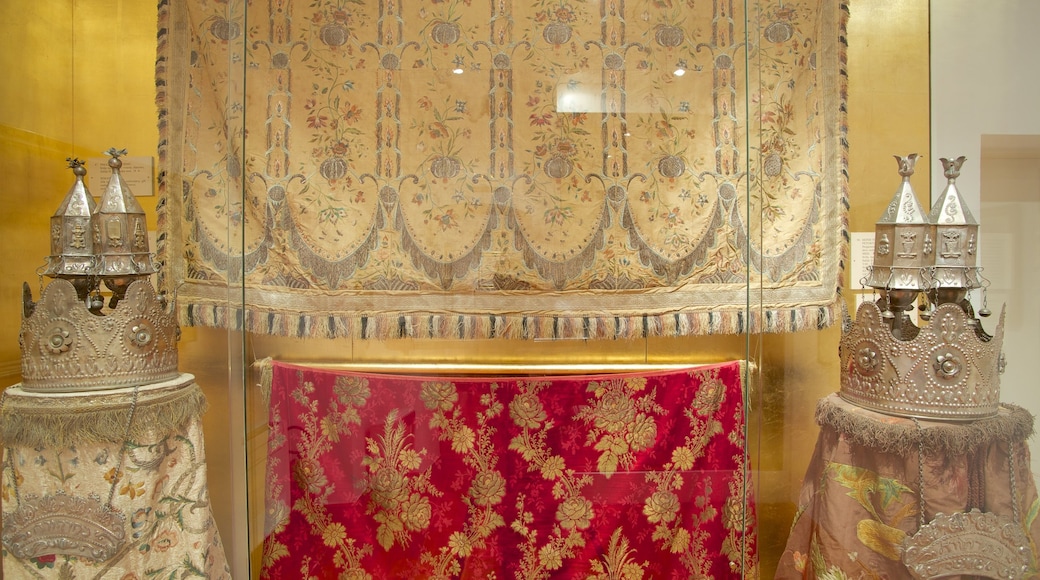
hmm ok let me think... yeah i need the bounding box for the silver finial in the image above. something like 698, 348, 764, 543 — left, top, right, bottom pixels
941, 156, 966, 181
895, 153, 919, 178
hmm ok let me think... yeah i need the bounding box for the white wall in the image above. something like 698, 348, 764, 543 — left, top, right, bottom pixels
931, 1, 1040, 200
979, 158, 1040, 441
931, 1, 1040, 481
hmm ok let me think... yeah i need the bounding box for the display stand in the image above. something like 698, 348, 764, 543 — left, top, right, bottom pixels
0, 374, 231, 578
777, 394, 1040, 578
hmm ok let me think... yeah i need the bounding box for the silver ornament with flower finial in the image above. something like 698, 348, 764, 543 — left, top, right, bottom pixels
93, 147, 156, 308
43, 158, 100, 301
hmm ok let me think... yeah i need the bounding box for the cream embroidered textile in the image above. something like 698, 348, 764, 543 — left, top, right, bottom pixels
0, 376, 231, 579
157, 0, 849, 339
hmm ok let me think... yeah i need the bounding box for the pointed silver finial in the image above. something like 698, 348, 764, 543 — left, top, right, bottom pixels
941, 156, 966, 181
66, 157, 86, 174
94, 147, 155, 307
895, 153, 919, 178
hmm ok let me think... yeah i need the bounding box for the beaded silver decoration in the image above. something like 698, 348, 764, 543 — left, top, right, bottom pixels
901, 419, 1031, 579
844, 155, 1004, 420
1, 387, 140, 562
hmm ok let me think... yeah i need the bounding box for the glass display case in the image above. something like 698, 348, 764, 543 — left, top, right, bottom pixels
3, 1, 1037, 579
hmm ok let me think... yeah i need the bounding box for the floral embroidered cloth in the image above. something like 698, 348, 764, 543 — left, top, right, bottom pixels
0, 375, 230, 579
776, 394, 1040, 579
260, 360, 756, 578
156, 0, 849, 340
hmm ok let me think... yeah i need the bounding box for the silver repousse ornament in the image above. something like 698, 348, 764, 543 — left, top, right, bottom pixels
42, 158, 99, 301
20, 150, 179, 393
93, 148, 156, 308
925, 156, 982, 311
865, 154, 932, 324
844, 155, 1002, 420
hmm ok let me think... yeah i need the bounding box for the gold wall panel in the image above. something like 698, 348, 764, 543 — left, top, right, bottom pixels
751, 1, 931, 577
0, 0, 240, 570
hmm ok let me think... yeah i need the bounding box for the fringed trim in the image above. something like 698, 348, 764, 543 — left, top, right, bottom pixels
256, 357, 273, 405
816, 396, 1035, 457
155, 0, 172, 295
836, 0, 852, 312
181, 302, 840, 341
0, 380, 208, 449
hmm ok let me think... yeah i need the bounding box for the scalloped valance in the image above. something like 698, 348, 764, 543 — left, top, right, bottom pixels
157, 0, 848, 339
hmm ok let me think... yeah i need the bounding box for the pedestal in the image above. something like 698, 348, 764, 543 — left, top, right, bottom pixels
0, 374, 231, 578
777, 394, 1040, 578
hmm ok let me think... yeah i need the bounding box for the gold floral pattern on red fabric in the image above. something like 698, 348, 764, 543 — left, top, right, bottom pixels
261, 360, 757, 578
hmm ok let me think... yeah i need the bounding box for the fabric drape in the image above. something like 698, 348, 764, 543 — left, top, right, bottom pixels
777, 394, 1040, 579
0, 375, 231, 579
260, 359, 756, 578
156, 0, 850, 340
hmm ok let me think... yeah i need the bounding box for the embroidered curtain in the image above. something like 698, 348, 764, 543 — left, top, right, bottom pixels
259, 360, 756, 578
156, 0, 849, 340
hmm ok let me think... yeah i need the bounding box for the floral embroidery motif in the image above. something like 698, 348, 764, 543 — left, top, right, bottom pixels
1, 384, 230, 577
363, 411, 440, 551
261, 361, 757, 578
265, 372, 374, 575
587, 528, 649, 579
637, 368, 726, 568
509, 380, 595, 577
165, 0, 848, 339
827, 463, 915, 561
576, 375, 665, 475
420, 380, 506, 576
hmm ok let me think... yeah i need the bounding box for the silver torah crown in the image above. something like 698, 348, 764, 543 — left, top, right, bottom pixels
43, 158, 98, 287
845, 155, 1003, 420
839, 300, 1005, 420
20, 152, 178, 392
20, 278, 180, 392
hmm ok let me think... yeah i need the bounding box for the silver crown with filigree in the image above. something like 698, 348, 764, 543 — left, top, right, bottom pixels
20, 278, 179, 391
20, 151, 178, 392
839, 300, 1004, 420
1, 491, 126, 562
843, 155, 1003, 420
902, 509, 1031, 579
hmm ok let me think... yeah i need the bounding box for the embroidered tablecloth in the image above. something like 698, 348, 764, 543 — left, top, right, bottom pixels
776, 393, 1040, 579
156, 0, 849, 340
260, 359, 756, 578
0, 374, 231, 579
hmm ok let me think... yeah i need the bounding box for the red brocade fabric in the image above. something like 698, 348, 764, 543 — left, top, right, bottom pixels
261, 360, 756, 578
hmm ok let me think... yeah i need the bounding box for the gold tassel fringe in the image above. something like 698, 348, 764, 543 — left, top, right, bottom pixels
1, 379, 208, 449
816, 396, 1035, 457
